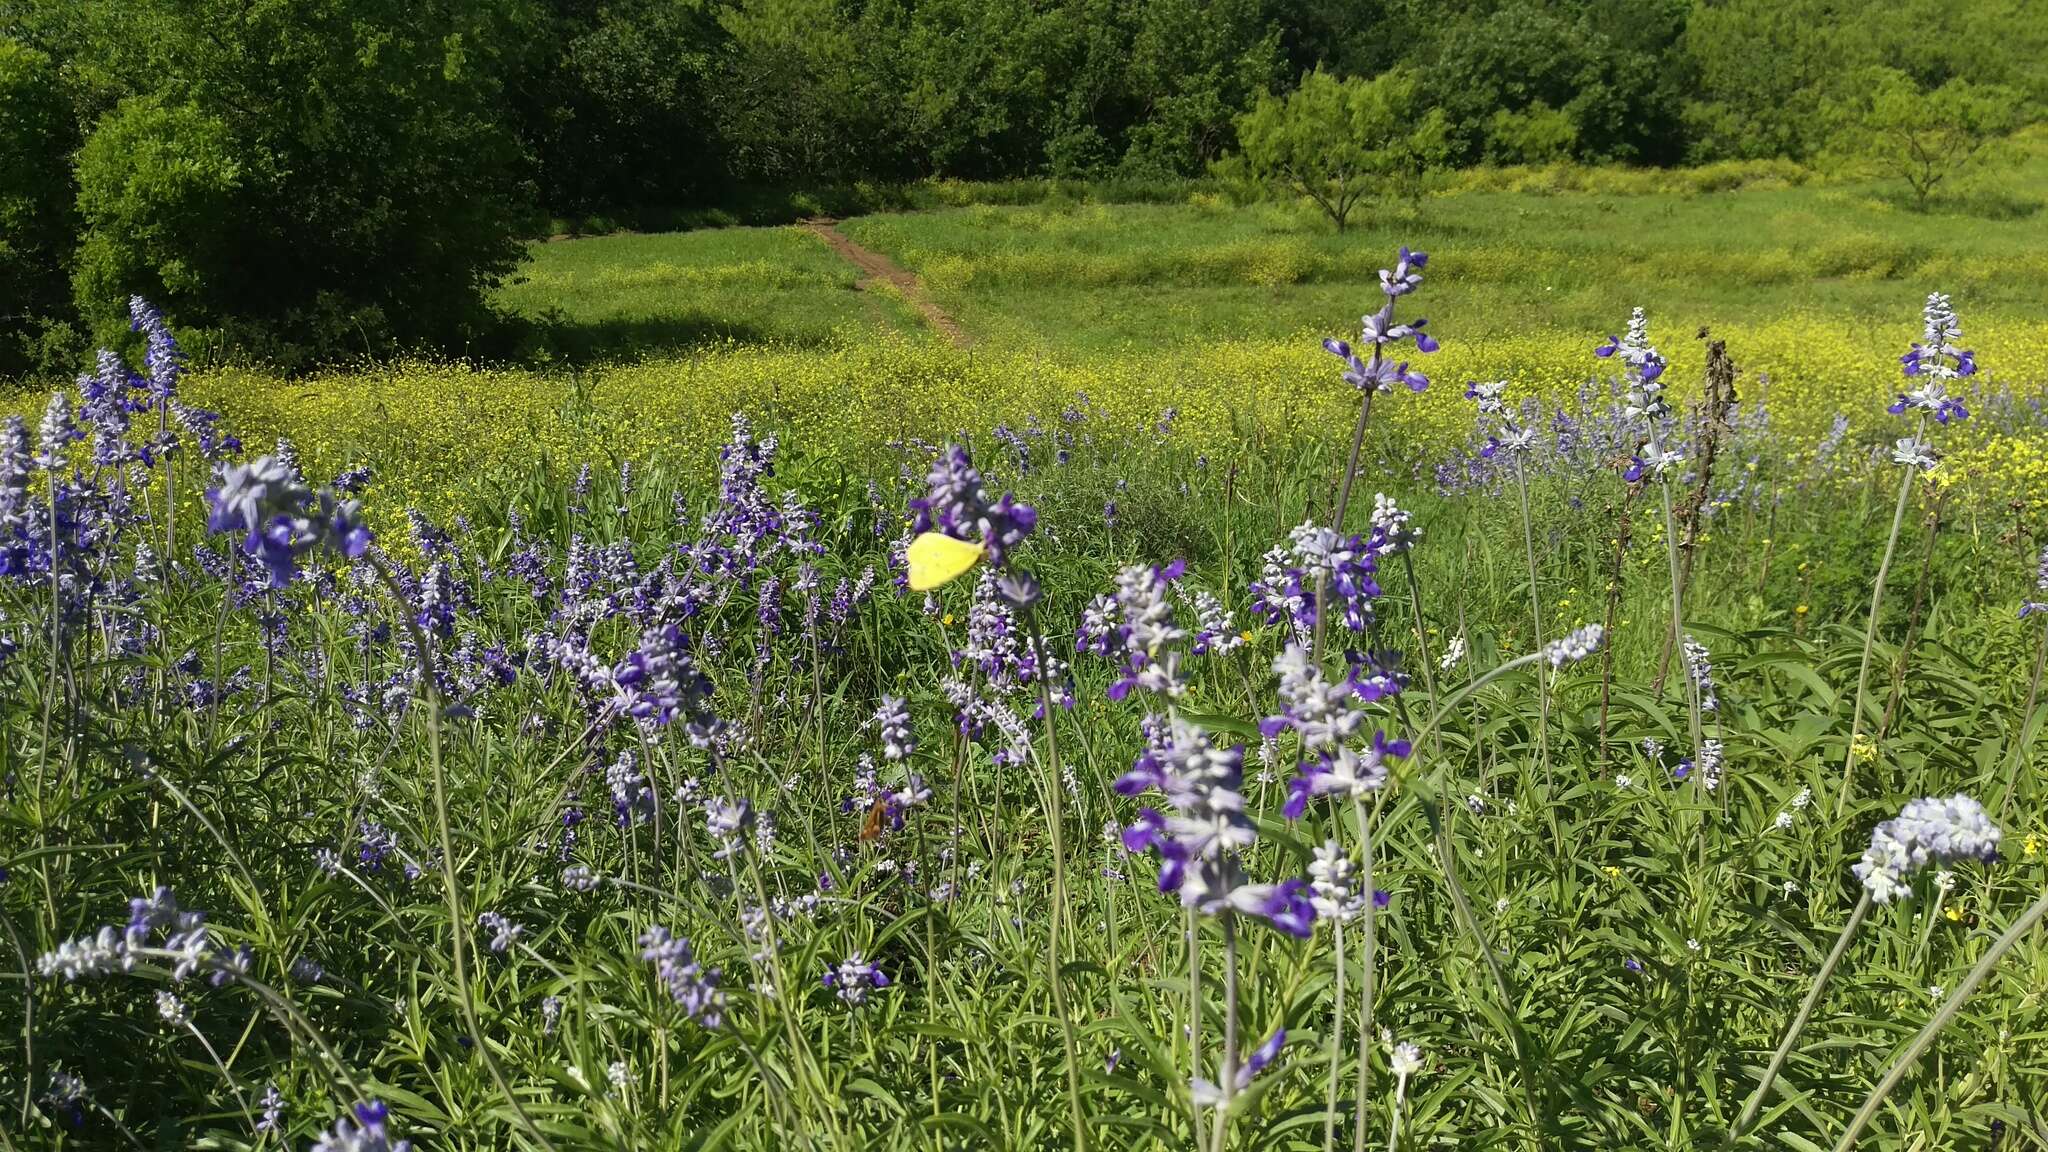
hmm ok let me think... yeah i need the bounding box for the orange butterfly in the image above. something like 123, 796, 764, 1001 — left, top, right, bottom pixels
859, 798, 889, 843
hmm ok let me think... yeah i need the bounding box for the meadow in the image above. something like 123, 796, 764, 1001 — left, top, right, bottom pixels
5, 168, 2048, 1152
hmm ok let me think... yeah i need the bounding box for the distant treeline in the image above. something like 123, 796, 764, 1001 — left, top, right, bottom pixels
2, 0, 2043, 373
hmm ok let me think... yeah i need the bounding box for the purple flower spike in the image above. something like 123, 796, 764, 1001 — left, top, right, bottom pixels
310, 1098, 412, 1152
1241, 878, 1317, 938
1324, 252, 1439, 392
1121, 808, 1167, 853
1237, 1029, 1287, 1089
1380, 247, 1427, 296
825, 952, 889, 1006
1404, 317, 1439, 354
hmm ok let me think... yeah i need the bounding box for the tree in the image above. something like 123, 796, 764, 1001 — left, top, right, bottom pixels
1825, 67, 2025, 209
36, 0, 535, 365
1120, 0, 1283, 174
1411, 0, 1687, 166
0, 37, 78, 374
515, 0, 726, 216
71, 98, 242, 319
712, 0, 907, 185
1234, 68, 1447, 230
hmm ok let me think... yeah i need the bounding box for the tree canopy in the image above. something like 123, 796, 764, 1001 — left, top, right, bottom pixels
1, 0, 2042, 371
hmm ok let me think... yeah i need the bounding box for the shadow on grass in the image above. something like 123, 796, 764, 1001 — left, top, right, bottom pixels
506, 309, 822, 365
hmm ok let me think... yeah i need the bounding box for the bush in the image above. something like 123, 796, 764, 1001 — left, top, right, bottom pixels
71, 97, 243, 328
58, 0, 533, 369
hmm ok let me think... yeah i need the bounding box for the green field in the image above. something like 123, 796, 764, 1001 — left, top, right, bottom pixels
496, 226, 928, 360
13, 167, 2048, 1152
499, 153, 2048, 361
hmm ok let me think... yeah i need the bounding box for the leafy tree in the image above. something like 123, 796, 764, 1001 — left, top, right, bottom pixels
1119, 0, 1282, 174
31, 0, 535, 364
712, 0, 908, 184
1679, 0, 1838, 161
1484, 101, 1577, 165
1824, 67, 2026, 209
516, 0, 726, 216
1235, 68, 1447, 230
0, 37, 77, 374
71, 97, 242, 320
1410, 0, 1687, 166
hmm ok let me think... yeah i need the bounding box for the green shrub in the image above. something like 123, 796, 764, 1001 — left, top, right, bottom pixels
53, 0, 533, 370
71, 97, 243, 329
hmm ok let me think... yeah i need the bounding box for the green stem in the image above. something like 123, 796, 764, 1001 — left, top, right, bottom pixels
1313, 378, 1380, 664
1350, 795, 1376, 1152
1997, 618, 2048, 821
1213, 913, 1240, 1152
1027, 628, 1089, 1152
1832, 886, 2048, 1152
1400, 554, 1445, 762
1412, 648, 1555, 1131
1512, 456, 1549, 784
1733, 891, 1872, 1137
0, 904, 35, 1127
372, 560, 555, 1152
1837, 430, 1922, 818
1650, 443, 1700, 759
1323, 918, 1345, 1152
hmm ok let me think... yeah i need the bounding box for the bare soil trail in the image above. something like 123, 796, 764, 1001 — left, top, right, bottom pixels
801, 217, 971, 347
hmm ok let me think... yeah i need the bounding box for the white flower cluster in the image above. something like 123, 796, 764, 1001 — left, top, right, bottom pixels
1853, 794, 2002, 904
1891, 437, 1938, 472
1369, 492, 1421, 554
1309, 840, 1366, 923
1543, 624, 1605, 668
1439, 635, 1466, 671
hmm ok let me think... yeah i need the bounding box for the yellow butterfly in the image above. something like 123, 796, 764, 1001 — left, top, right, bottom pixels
906, 531, 984, 591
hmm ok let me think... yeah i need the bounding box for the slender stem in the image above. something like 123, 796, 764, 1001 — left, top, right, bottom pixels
161, 404, 174, 559
1314, 381, 1380, 664
1411, 649, 1553, 1130
1385, 1076, 1405, 1152
1733, 891, 1872, 1137
142, 767, 263, 916
1189, 910, 1206, 1152
1351, 795, 1376, 1152
36, 471, 61, 849
182, 1019, 255, 1130
1213, 914, 1240, 1152
1512, 456, 1551, 788
1400, 554, 1444, 761
212, 967, 367, 1104
1837, 435, 1921, 818
1651, 452, 1700, 757
1833, 886, 2048, 1152
1027, 628, 1089, 1152
372, 560, 556, 1152
1998, 618, 2048, 821
0, 904, 35, 1127
1324, 919, 1345, 1152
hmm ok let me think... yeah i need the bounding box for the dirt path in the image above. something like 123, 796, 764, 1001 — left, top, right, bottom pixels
802, 218, 971, 347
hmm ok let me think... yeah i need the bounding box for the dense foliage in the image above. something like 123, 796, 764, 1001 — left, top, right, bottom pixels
5, 257, 2048, 1151
1, 0, 2045, 368
0, 39, 76, 377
